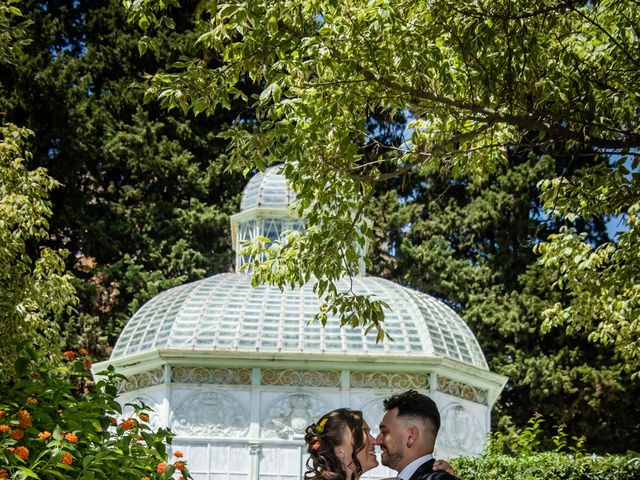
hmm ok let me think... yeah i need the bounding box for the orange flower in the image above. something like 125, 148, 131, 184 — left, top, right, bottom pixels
19, 417, 32, 429
138, 413, 149, 422
63, 351, 75, 360
0, 424, 10, 433
84, 359, 93, 370
173, 461, 186, 471
15, 446, 29, 460
39, 431, 52, 439
10, 429, 24, 440
119, 418, 138, 430
0, 468, 8, 479
26, 397, 38, 405
79, 348, 89, 356
64, 432, 78, 443
141, 477, 150, 480
61, 452, 73, 465
17, 410, 30, 420
173, 450, 184, 458
156, 462, 167, 474
109, 417, 117, 425
178, 477, 185, 480
0, 410, 6, 417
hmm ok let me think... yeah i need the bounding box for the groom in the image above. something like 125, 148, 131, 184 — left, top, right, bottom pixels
376, 390, 458, 480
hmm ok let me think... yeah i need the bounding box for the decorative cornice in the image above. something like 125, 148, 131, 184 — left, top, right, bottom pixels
117, 368, 164, 393
437, 376, 488, 405
261, 369, 341, 387
350, 372, 429, 389
172, 367, 252, 385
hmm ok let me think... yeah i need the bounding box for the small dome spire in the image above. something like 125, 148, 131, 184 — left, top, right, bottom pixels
240, 165, 295, 211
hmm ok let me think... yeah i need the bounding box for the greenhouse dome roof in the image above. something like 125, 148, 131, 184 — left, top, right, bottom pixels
240, 165, 295, 211
111, 273, 488, 369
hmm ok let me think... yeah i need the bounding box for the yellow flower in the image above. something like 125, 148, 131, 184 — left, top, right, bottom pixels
316, 417, 328, 433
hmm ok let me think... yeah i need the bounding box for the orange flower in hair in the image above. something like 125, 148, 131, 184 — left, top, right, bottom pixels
311, 440, 321, 450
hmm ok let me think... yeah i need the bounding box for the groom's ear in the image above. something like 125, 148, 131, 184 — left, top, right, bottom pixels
406, 425, 420, 448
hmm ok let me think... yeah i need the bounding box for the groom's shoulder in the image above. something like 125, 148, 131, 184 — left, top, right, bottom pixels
415, 471, 459, 480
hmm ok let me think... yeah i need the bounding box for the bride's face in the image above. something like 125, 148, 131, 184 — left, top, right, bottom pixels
356, 421, 379, 473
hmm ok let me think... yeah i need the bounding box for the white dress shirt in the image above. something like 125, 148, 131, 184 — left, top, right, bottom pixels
396, 454, 434, 480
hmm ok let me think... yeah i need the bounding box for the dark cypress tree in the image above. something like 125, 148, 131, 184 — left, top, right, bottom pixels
0, 0, 248, 358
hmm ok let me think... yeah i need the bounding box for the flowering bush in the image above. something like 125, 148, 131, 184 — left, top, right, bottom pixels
0, 349, 190, 480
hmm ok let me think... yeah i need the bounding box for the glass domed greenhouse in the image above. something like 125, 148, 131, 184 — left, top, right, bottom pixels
94, 165, 507, 480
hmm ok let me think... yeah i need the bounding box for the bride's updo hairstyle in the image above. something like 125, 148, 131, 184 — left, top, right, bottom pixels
303, 408, 365, 480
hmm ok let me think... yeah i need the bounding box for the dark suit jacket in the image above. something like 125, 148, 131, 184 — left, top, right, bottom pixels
407, 458, 459, 480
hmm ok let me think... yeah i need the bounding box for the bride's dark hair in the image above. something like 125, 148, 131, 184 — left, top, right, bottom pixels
303, 408, 365, 480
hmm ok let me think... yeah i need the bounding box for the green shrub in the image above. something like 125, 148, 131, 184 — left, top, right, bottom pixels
452, 452, 640, 480
0, 349, 190, 480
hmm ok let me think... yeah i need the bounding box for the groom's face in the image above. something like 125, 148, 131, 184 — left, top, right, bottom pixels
376, 408, 407, 471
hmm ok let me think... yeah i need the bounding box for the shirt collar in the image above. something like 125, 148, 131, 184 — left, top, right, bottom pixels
396, 454, 433, 480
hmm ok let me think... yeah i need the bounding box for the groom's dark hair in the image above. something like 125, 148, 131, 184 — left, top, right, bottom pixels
383, 389, 441, 432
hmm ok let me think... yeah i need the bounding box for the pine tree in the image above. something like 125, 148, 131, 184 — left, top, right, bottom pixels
0, 0, 248, 357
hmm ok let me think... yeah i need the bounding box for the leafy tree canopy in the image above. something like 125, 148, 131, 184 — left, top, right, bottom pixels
128, 0, 639, 370
0, 124, 77, 381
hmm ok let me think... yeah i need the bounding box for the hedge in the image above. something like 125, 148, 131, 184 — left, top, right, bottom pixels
452, 452, 640, 480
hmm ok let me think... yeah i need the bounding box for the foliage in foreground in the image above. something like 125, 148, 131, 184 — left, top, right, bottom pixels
0, 349, 189, 480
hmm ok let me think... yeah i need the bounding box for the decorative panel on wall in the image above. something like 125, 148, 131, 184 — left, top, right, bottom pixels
437, 403, 485, 454
261, 393, 330, 439
171, 391, 249, 437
